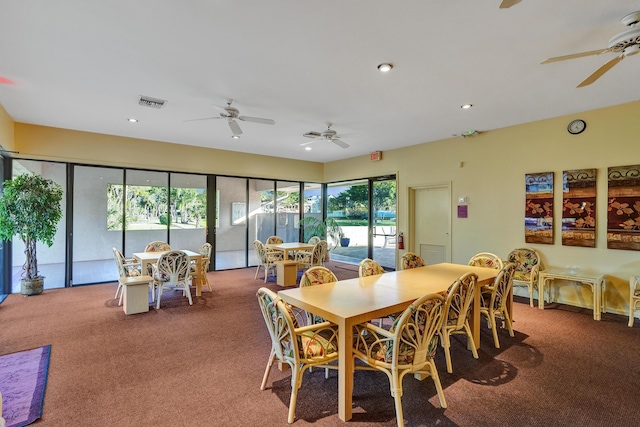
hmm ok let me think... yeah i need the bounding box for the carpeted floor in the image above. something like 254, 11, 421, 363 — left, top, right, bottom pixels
1, 261, 639, 426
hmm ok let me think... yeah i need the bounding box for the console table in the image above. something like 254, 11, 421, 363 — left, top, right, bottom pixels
538, 268, 606, 320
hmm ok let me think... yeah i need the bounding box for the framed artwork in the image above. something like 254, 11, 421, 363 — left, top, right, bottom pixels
525, 172, 554, 244
231, 202, 246, 225
562, 169, 596, 247
607, 164, 640, 250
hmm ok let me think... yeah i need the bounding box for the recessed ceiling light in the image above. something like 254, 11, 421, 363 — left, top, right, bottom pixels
231, 135, 240, 139
377, 63, 393, 72
461, 104, 473, 109
127, 118, 138, 122
305, 147, 312, 151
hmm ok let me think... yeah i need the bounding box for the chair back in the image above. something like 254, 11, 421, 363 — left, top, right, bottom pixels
256, 287, 298, 364
359, 258, 385, 277
112, 247, 140, 277
199, 242, 212, 269
253, 240, 267, 263
145, 241, 171, 252
445, 273, 478, 330
155, 250, 190, 284
468, 252, 503, 270
308, 236, 321, 245
299, 266, 337, 287
312, 240, 328, 265
401, 252, 425, 270
389, 293, 445, 367
484, 263, 516, 311
507, 248, 541, 281
266, 235, 283, 245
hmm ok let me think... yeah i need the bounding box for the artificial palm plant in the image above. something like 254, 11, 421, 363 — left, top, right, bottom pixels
0, 173, 63, 295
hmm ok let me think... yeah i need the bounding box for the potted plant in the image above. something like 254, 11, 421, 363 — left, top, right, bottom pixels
0, 174, 63, 295
300, 216, 345, 249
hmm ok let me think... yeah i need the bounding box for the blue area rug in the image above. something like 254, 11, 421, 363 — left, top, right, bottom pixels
0, 345, 51, 427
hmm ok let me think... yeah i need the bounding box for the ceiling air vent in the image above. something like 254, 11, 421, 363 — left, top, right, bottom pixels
138, 95, 167, 109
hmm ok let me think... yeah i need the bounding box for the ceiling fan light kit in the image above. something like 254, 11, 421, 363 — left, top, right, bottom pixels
300, 124, 352, 149
184, 99, 274, 137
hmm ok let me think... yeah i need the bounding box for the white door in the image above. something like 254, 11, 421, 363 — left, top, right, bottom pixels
413, 184, 451, 264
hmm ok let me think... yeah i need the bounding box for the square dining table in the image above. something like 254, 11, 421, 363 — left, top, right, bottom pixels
132, 249, 204, 296
277, 262, 499, 422
265, 242, 315, 260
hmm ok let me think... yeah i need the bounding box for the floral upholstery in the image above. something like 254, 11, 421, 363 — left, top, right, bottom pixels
144, 241, 171, 252
401, 252, 425, 270
629, 275, 640, 327
440, 273, 478, 373
507, 248, 542, 307
468, 252, 503, 270
295, 240, 328, 270
266, 235, 284, 244
256, 287, 339, 423
480, 263, 516, 348
299, 266, 338, 287
352, 293, 447, 423
308, 236, 321, 245
359, 258, 385, 277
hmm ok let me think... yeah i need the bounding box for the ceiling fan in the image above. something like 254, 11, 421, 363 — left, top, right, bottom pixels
499, 0, 521, 9
300, 124, 352, 149
541, 11, 640, 87
185, 99, 275, 137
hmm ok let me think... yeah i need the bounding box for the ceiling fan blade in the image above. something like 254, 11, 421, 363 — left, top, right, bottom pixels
184, 116, 222, 122
300, 140, 318, 147
238, 116, 275, 125
228, 119, 243, 136
499, 0, 521, 9
303, 131, 322, 139
332, 139, 350, 149
577, 55, 624, 87
541, 49, 610, 64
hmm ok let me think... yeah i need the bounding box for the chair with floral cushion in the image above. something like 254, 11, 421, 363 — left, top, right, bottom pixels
144, 241, 171, 252
299, 266, 338, 326
440, 272, 478, 373
307, 235, 321, 245
151, 250, 192, 309
468, 252, 504, 270
480, 262, 516, 348
266, 235, 284, 245
401, 252, 425, 270
295, 240, 328, 270
254, 240, 283, 282
112, 247, 144, 305
353, 292, 447, 427
628, 275, 640, 327
190, 242, 212, 292
359, 258, 385, 277
256, 287, 339, 424
507, 248, 542, 307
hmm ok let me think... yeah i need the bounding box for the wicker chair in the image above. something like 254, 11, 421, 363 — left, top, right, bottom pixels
629, 275, 640, 327
353, 293, 447, 427
253, 240, 282, 283
468, 252, 504, 270
507, 248, 542, 307
479, 263, 516, 348
401, 252, 425, 270
266, 235, 284, 244
191, 242, 212, 292
307, 236, 321, 245
358, 258, 385, 277
144, 241, 171, 252
440, 272, 478, 373
112, 247, 143, 305
295, 240, 328, 270
257, 287, 338, 424
151, 250, 192, 309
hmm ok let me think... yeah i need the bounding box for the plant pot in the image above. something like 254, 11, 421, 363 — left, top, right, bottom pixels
340, 237, 351, 247
21, 277, 44, 296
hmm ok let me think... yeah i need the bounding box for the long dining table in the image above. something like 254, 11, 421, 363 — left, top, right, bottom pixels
277, 262, 500, 422
132, 249, 204, 296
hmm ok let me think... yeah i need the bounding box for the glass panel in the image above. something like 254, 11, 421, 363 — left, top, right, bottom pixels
168, 173, 207, 252
372, 178, 397, 270
216, 176, 248, 270
276, 181, 300, 243
302, 182, 322, 243
326, 179, 369, 265
124, 170, 169, 254
73, 166, 124, 285
10, 160, 67, 292
249, 179, 274, 266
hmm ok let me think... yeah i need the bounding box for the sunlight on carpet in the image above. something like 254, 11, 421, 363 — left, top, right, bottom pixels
0, 345, 51, 427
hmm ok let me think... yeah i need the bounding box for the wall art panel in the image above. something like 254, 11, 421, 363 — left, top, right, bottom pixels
525, 172, 554, 245
607, 164, 640, 250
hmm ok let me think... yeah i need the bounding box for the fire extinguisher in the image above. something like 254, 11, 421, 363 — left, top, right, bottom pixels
398, 232, 404, 250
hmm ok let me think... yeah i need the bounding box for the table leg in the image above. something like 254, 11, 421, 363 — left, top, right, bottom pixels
469, 282, 480, 350
338, 317, 354, 422
195, 259, 202, 297
539, 277, 549, 310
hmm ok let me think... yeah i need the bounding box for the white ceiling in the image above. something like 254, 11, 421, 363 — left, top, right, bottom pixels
1, 1, 639, 163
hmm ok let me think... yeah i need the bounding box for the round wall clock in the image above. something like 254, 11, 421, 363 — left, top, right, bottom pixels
567, 119, 586, 135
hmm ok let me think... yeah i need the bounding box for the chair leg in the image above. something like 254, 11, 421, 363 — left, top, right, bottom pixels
114, 283, 122, 300
255, 265, 260, 280
260, 351, 276, 390
629, 306, 635, 328
390, 374, 405, 427
502, 310, 515, 337
463, 322, 479, 359
529, 283, 534, 307
428, 359, 447, 408
184, 283, 193, 305
117, 285, 124, 306
288, 368, 303, 424
442, 330, 453, 374
156, 286, 163, 309
490, 312, 500, 348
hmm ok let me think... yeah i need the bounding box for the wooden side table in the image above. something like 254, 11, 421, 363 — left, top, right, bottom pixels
119, 275, 153, 314
275, 260, 298, 287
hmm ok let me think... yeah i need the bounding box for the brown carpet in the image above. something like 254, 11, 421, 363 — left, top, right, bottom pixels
1, 260, 639, 426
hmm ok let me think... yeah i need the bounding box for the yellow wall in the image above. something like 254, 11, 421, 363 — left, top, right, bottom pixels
0, 103, 15, 152
2, 100, 640, 315
324, 99, 640, 315
12, 124, 324, 182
